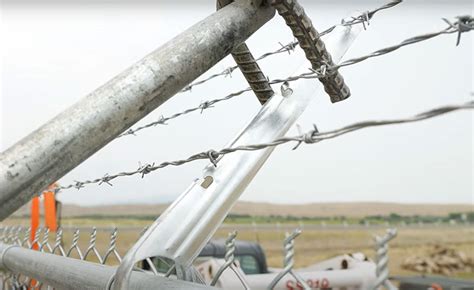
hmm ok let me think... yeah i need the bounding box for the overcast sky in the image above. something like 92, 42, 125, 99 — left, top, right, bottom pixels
1, 0, 472, 206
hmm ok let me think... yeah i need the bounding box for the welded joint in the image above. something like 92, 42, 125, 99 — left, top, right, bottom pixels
271, 0, 351, 103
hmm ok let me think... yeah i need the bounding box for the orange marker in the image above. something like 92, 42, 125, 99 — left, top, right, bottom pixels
30, 196, 40, 250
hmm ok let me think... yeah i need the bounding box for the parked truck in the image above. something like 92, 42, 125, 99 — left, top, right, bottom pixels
144, 239, 377, 289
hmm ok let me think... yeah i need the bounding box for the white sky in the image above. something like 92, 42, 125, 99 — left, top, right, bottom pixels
1, 0, 473, 206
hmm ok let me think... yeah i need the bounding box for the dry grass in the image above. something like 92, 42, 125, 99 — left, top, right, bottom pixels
11, 201, 472, 218
4, 218, 471, 279
214, 226, 474, 278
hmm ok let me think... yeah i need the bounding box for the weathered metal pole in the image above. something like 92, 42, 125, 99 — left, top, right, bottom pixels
0, 243, 215, 290
0, 0, 275, 220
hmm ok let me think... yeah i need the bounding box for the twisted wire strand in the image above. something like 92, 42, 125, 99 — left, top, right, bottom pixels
52, 100, 473, 192
210, 231, 239, 286
268, 229, 310, 290
119, 15, 473, 138
102, 228, 122, 264
83, 227, 104, 264
181, 0, 403, 93
66, 229, 84, 260
373, 229, 397, 290
52, 228, 67, 257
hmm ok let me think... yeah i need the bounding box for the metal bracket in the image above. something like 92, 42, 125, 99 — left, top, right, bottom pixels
113, 19, 363, 290
272, 0, 351, 103
218, 0, 275, 105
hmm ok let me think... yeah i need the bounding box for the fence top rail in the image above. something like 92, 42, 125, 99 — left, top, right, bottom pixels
0, 242, 215, 290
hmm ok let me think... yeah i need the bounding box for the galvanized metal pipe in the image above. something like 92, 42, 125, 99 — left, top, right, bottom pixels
0, 0, 275, 220
0, 243, 214, 290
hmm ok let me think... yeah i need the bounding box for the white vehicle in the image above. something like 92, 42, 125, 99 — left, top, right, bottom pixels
144, 239, 378, 290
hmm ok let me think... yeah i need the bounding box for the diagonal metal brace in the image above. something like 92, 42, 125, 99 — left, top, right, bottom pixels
218, 0, 275, 105
113, 22, 363, 290
272, 0, 351, 103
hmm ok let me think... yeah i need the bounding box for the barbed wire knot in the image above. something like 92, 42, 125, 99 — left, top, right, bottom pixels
98, 174, 113, 186
443, 15, 473, 46
309, 63, 329, 78
279, 41, 297, 54
293, 124, 319, 150
224, 67, 236, 78
124, 129, 136, 136
199, 101, 214, 113
207, 150, 220, 167
455, 15, 473, 46
138, 163, 155, 178
73, 181, 85, 190
155, 115, 167, 126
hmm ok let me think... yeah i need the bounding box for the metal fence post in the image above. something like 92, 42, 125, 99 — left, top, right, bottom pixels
0, 0, 275, 220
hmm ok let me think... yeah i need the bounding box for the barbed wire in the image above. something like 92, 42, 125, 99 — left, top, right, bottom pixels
118, 1, 403, 138
119, 15, 473, 138
180, 0, 403, 93
54, 100, 473, 192
118, 87, 253, 137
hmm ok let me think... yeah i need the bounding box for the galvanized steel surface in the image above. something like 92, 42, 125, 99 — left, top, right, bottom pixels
0, 242, 215, 290
0, 0, 275, 221
113, 22, 363, 290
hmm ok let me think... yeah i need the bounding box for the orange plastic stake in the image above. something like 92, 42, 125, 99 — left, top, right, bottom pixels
44, 191, 57, 232
30, 196, 40, 250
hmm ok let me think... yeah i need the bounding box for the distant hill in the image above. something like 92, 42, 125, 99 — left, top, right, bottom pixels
11, 201, 472, 218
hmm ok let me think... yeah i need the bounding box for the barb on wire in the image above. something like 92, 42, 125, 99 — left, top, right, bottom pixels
118, 15, 473, 139
333, 15, 473, 70
52, 101, 473, 192
118, 0, 403, 138
118, 87, 252, 137
181, 0, 403, 93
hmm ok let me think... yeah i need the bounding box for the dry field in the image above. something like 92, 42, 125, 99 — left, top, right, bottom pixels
2, 218, 472, 279
11, 201, 473, 218
214, 225, 474, 279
